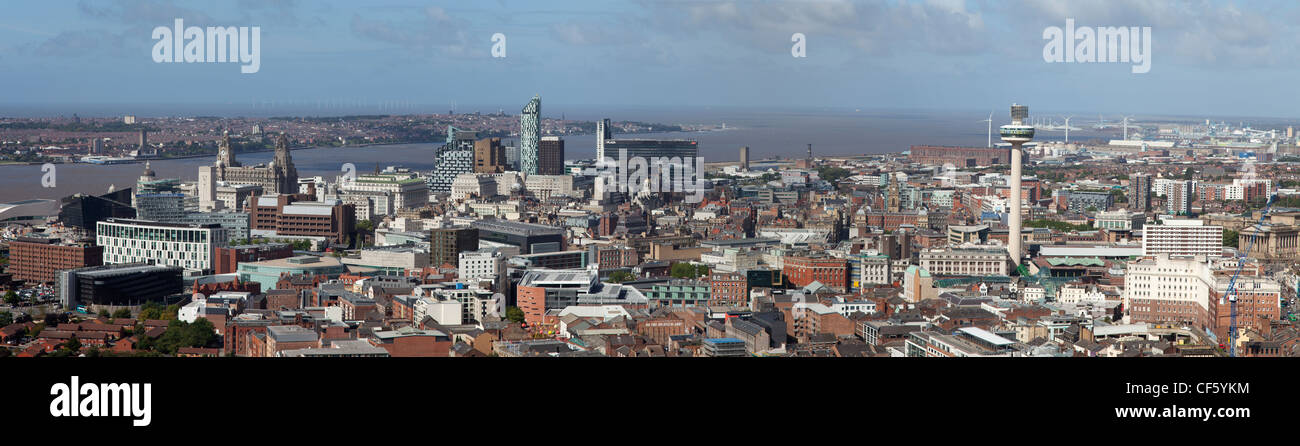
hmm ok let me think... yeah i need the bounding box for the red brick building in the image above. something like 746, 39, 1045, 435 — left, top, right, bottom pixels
264, 289, 300, 310
194, 279, 261, 296
214, 243, 294, 275
7, 237, 102, 284
864, 212, 922, 231
707, 272, 748, 307
517, 285, 548, 326
369, 327, 452, 357
909, 145, 1010, 167
263, 325, 320, 357
637, 317, 689, 345
592, 245, 639, 270
783, 255, 849, 292
247, 193, 355, 244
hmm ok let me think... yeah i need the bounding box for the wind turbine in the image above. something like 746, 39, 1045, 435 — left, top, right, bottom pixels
1062, 115, 1074, 143
982, 111, 993, 147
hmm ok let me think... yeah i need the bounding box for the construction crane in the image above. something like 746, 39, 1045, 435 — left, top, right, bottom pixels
1224, 194, 1275, 357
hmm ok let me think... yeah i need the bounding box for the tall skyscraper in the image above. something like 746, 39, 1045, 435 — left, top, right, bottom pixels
739, 146, 750, 171
1130, 173, 1153, 212
999, 103, 1034, 267
538, 136, 565, 175
595, 118, 613, 161
520, 95, 541, 175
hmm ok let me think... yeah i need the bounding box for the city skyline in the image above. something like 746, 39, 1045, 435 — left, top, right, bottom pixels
5, 0, 1300, 118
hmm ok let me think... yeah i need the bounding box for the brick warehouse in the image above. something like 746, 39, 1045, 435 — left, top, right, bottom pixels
7, 237, 102, 284
909, 145, 1010, 167
782, 255, 849, 293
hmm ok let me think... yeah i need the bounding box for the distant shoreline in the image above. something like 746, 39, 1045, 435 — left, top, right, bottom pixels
9, 140, 443, 166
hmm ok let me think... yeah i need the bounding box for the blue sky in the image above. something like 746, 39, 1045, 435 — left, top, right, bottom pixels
3, 0, 1300, 118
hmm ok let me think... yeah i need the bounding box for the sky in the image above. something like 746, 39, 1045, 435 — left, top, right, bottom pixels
3, 0, 1300, 119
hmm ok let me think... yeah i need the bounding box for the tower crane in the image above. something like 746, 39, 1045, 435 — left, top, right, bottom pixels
1225, 194, 1275, 357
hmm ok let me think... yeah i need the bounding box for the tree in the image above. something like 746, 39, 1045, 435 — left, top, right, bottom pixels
63, 336, 81, 353
44, 312, 68, 326
607, 271, 635, 283
505, 306, 525, 324
113, 308, 132, 319
98, 309, 111, 318
0, 311, 12, 327
138, 301, 178, 321
670, 263, 696, 279
670, 263, 708, 279
816, 166, 851, 184
1224, 229, 1240, 249
3, 291, 18, 306
1111, 188, 1128, 204
140, 318, 218, 355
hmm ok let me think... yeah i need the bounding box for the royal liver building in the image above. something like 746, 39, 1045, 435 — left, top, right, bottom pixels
199, 131, 299, 210
217, 131, 298, 193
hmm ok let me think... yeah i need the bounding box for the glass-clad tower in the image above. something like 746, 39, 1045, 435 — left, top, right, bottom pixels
520, 95, 541, 175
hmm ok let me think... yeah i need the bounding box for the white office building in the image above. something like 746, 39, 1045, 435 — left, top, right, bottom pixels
1142, 219, 1223, 257
340, 171, 429, 212
459, 248, 506, 290
97, 218, 229, 273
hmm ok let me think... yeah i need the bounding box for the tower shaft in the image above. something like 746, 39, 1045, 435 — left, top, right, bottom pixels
1009, 145, 1023, 266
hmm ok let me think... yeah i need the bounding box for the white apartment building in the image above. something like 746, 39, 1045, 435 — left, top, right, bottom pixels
1226, 178, 1273, 201
97, 218, 229, 273
1122, 254, 1216, 329
857, 254, 891, 287
1057, 283, 1105, 305
413, 296, 463, 326
459, 249, 505, 289
1142, 219, 1223, 257
414, 284, 497, 324
918, 247, 1010, 277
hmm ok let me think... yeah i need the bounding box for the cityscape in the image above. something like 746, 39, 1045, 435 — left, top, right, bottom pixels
1, 0, 1297, 364
2, 93, 1297, 358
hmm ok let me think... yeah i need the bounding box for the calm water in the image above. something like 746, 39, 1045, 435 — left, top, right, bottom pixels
0, 108, 1122, 202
